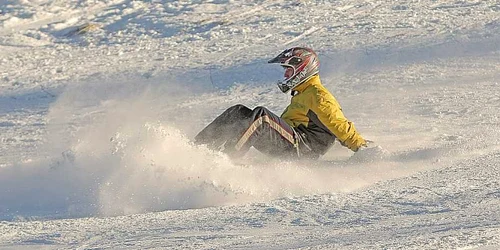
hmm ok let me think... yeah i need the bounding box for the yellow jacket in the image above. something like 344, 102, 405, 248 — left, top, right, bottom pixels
281, 75, 366, 155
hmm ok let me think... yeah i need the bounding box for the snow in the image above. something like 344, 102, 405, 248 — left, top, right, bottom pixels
1, 0, 500, 249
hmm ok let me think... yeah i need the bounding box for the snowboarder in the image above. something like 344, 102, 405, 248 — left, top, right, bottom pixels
195, 47, 367, 159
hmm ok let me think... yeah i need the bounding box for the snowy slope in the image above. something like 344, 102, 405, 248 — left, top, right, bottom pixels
1, 0, 500, 249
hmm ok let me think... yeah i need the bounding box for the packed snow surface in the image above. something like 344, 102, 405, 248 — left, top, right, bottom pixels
1, 0, 500, 249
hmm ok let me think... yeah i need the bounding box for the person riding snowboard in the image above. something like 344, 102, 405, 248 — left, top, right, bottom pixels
195, 47, 367, 159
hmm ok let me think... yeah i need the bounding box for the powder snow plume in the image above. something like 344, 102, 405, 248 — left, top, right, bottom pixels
0, 76, 425, 219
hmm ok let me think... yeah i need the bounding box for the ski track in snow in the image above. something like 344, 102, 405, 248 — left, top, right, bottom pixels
1, 0, 500, 249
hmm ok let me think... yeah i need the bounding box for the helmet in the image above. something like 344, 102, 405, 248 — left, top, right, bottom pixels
268, 47, 320, 93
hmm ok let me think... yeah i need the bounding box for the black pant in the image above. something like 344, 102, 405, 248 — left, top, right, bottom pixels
195, 105, 299, 159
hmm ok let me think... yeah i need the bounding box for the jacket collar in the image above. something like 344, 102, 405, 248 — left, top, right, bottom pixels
292, 74, 320, 94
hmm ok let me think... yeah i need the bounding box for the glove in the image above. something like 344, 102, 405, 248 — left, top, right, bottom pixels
356, 139, 375, 152
349, 141, 387, 162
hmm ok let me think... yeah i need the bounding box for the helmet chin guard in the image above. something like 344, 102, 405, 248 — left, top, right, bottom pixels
277, 80, 291, 93
268, 47, 320, 93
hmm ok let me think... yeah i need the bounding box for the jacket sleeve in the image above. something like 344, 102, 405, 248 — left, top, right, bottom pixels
312, 92, 366, 152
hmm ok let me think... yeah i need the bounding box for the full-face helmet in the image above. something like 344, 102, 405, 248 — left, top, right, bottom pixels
268, 47, 320, 93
